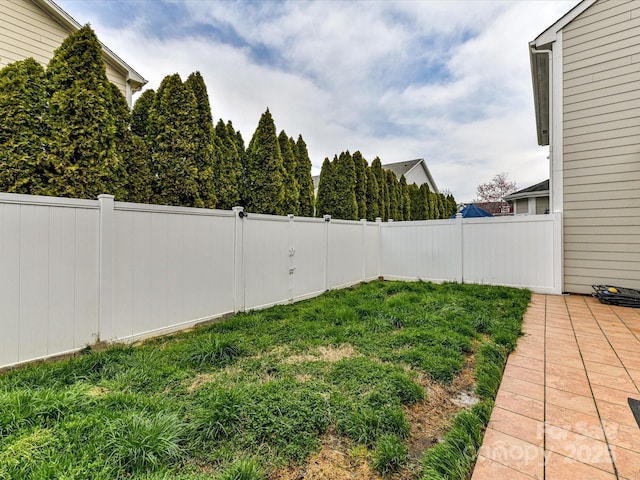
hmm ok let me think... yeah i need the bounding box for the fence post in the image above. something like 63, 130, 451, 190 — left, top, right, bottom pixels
360, 219, 367, 281
375, 217, 382, 279
456, 213, 464, 283
288, 214, 295, 302
323, 215, 331, 291
232, 206, 245, 312
98, 194, 114, 341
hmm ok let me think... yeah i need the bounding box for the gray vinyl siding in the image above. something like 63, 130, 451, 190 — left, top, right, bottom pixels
0, 0, 128, 98
562, 0, 640, 293
515, 199, 528, 214
536, 196, 549, 215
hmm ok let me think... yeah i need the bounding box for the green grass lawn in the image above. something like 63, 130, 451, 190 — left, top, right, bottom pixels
0, 281, 530, 479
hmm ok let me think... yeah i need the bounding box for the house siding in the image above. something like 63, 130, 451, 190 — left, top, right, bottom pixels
0, 0, 128, 98
562, 0, 640, 293
536, 197, 549, 215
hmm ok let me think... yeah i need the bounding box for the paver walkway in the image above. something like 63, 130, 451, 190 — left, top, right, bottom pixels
471, 294, 640, 480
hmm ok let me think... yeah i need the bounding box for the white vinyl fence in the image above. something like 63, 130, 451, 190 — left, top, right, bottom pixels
0, 192, 562, 369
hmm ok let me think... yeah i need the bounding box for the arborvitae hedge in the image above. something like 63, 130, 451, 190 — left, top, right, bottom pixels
45, 25, 120, 199
150, 73, 203, 207
399, 175, 410, 221
315, 157, 334, 217
294, 135, 314, 217
333, 151, 358, 220
365, 166, 380, 221
0, 58, 47, 194
353, 151, 368, 220
371, 158, 388, 221
212, 119, 242, 210
244, 109, 285, 214
278, 130, 299, 215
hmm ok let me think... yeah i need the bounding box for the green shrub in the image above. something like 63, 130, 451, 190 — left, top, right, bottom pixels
218, 458, 263, 480
474, 342, 508, 400
105, 411, 184, 474
371, 435, 408, 474
338, 405, 409, 446
187, 334, 243, 367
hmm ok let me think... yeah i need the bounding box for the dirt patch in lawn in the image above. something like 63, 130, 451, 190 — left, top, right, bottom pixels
271, 356, 480, 479
281, 344, 359, 365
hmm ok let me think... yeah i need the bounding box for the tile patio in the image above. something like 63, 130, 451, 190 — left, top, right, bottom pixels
471, 294, 640, 480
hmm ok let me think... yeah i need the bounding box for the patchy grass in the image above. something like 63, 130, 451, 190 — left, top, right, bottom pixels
0, 281, 530, 479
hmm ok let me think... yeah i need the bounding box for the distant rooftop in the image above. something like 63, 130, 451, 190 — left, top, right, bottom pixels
504, 180, 549, 201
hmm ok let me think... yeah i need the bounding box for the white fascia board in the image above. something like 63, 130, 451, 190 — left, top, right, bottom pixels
533, 0, 597, 46
503, 191, 549, 201
411, 160, 439, 194
35, 0, 147, 89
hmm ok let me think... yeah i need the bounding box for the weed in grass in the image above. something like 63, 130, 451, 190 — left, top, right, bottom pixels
218, 458, 263, 480
371, 434, 408, 474
105, 411, 184, 474
187, 334, 243, 367
338, 405, 409, 446
189, 386, 246, 444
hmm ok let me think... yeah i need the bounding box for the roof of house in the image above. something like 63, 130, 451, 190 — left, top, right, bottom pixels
311, 158, 439, 193
35, 0, 147, 92
504, 180, 549, 201
529, 0, 597, 146
382, 158, 439, 193
453, 204, 493, 218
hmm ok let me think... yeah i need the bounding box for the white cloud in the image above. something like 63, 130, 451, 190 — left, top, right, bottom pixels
60, 0, 579, 202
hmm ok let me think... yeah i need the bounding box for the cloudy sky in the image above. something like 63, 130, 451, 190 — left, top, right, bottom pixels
58, 0, 579, 202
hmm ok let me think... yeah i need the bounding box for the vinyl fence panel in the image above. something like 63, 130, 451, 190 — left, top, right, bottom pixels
291, 217, 328, 301
327, 220, 367, 289
112, 203, 236, 342
0, 195, 100, 368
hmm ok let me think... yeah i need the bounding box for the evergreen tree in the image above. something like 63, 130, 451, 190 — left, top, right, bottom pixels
107, 83, 132, 200
212, 119, 242, 209
150, 73, 203, 207
0, 58, 47, 194
352, 151, 368, 220
45, 25, 120, 199
399, 175, 410, 221
408, 183, 425, 220
294, 135, 314, 217
436, 193, 445, 219
371, 157, 388, 221
131, 89, 155, 138
315, 157, 336, 217
229, 122, 245, 155
333, 151, 358, 220
386, 170, 399, 220
244, 108, 285, 214
447, 194, 458, 217
420, 184, 433, 219
124, 136, 154, 203
278, 130, 299, 215
185, 72, 216, 208
365, 166, 380, 221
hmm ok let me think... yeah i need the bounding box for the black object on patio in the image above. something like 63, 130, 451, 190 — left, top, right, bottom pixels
592, 285, 640, 308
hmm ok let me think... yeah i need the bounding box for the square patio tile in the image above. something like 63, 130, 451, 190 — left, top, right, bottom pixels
478, 428, 543, 479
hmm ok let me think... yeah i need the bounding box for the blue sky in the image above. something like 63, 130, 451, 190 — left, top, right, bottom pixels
58, 0, 579, 202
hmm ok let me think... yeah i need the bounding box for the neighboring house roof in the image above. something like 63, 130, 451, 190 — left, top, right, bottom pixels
453, 204, 493, 218
503, 180, 549, 201
311, 158, 439, 194
472, 201, 512, 216
382, 159, 439, 193
529, 0, 597, 146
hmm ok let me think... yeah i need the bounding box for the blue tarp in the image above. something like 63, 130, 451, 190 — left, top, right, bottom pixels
452, 204, 493, 218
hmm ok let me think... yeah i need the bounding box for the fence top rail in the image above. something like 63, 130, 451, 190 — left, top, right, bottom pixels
114, 201, 236, 218
0, 192, 99, 209
461, 213, 561, 224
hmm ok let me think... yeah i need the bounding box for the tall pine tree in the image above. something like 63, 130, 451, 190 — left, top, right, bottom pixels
315, 157, 335, 217
0, 58, 47, 194
45, 25, 120, 199
352, 151, 368, 220
365, 166, 380, 221
333, 151, 358, 220
150, 73, 202, 207
294, 135, 314, 217
371, 157, 388, 221
185, 72, 216, 208
278, 130, 299, 215
386, 170, 399, 220
212, 119, 242, 209
399, 175, 410, 221
408, 183, 425, 220
244, 108, 285, 214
